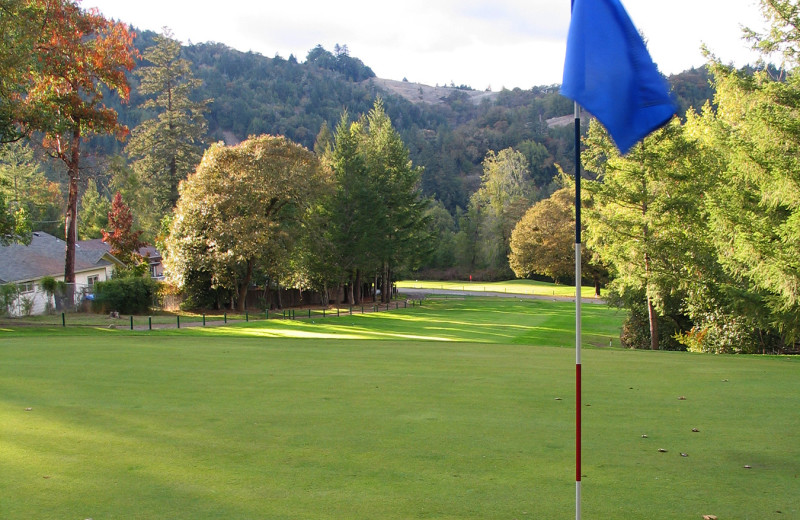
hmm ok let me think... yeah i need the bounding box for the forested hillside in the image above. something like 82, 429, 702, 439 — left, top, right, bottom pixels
96, 30, 712, 213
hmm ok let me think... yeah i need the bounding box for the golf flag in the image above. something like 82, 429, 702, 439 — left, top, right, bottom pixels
561, 0, 676, 154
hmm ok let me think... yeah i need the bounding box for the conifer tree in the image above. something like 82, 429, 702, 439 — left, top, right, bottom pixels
126, 29, 209, 221
78, 179, 110, 239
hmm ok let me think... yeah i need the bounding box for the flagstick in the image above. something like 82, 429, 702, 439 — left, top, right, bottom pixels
574, 100, 582, 520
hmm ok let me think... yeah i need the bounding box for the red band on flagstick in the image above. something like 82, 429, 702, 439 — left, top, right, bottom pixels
576, 363, 582, 482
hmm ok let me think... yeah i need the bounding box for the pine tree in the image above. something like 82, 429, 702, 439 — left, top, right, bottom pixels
78, 179, 110, 239
126, 29, 209, 219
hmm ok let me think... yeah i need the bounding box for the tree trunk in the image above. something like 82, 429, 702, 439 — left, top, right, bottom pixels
354, 269, 362, 305
381, 262, 390, 303
647, 295, 659, 350
346, 275, 355, 305
63, 127, 81, 306
237, 259, 253, 312
276, 280, 283, 310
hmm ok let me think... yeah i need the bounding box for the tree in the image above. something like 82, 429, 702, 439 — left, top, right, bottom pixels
17, 0, 137, 299
101, 192, 146, 268
698, 64, 800, 343
0, 140, 61, 238
165, 135, 326, 311
0, 193, 31, 245
743, 0, 800, 67
583, 118, 704, 350
358, 99, 429, 302
0, 0, 40, 143
125, 29, 209, 221
78, 179, 110, 239
470, 147, 536, 275
307, 112, 373, 304
509, 187, 576, 282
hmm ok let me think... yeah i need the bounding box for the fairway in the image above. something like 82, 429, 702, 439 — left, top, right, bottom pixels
1, 298, 798, 519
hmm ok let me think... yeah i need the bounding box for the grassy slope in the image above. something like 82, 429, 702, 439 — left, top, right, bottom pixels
1, 299, 797, 519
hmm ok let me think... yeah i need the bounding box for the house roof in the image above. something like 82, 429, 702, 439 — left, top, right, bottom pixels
0, 232, 124, 284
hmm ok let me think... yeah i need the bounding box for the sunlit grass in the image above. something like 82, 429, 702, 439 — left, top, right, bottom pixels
397, 278, 602, 298
1, 298, 798, 519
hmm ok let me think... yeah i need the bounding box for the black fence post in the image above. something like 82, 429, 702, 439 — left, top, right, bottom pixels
224, 313, 227, 324
177, 315, 181, 328
148, 316, 152, 330
246, 311, 249, 322
202, 314, 206, 326
61, 312, 65, 327
130, 315, 133, 330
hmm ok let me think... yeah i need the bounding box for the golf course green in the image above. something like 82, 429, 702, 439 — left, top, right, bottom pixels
1, 297, 797, 519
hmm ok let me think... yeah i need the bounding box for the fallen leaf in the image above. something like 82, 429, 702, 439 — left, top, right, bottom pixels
681, 453, 689, 457
692, 428, 700, 432
658, 448, 667, 453
25, 407, 32, 411
641, 434, 648, 438
744, 465, 752, 469
678, 396, 687, 400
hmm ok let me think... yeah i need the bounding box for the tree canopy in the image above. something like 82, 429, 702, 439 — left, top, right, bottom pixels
165, 135, 327, 311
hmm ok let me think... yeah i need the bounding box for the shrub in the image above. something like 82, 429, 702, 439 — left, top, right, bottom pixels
39, 276, 67, 313
92, 276, 156, 315
1, 284, 19, 316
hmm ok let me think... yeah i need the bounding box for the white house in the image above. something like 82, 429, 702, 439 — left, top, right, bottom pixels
0, 231, 124, 316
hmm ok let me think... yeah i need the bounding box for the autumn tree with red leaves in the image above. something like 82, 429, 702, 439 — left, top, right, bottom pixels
102, 191, 146, 268
17, 0, 138, 297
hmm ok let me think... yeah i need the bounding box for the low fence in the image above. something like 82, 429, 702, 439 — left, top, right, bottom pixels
15, 298, 424, 330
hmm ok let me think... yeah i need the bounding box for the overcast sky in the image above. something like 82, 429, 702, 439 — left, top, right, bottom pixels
84, 0, 767, 91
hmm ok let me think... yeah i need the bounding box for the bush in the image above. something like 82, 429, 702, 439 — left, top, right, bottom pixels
92, 276, 156, 315
1, 284, 19, 316
39, 276, 67, 313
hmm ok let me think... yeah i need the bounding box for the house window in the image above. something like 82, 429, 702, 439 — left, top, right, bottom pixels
87, 275, 100, 287
18, 282, 35, 293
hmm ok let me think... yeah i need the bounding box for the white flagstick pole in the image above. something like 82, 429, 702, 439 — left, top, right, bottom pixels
574, 100, 582, 520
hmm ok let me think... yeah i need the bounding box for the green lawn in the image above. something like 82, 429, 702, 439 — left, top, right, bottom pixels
1, 298, 797, 519
397, 278, 602, 299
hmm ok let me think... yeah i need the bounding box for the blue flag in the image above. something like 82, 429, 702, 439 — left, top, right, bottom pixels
561, 0, 676, 155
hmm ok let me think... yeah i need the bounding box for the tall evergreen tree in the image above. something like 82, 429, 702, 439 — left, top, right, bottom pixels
126, 29, 209, 222
78, 179, 110, 239
359, 99, 429, 302
309, 112, 374, 304
583, 119, 708, 350
0, 140, 61, 237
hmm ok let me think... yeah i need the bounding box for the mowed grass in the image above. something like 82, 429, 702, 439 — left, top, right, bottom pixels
397, 278, 602, 299
1, 298, 798, 519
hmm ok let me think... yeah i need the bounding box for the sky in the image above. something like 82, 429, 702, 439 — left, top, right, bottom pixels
83, 0, 768, 91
